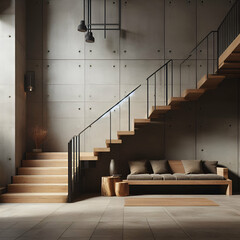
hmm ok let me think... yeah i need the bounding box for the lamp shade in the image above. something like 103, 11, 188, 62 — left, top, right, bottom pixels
85, 31, 95, 43
78, 20, 87, 32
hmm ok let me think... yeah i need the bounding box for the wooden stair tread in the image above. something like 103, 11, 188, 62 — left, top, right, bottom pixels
94, 148, 110, 156
106, 139, 122, 147
182, 89, 206, 100
149, 106, 171, 119
1, 193, 68, 196
197, 74, 225, 89
134, 119, 151, 124
219, 61, 240, 69
8, 183, 67, 187
117, 131, 135, 138
169, 97, 187, 106
219, 33, 240, 66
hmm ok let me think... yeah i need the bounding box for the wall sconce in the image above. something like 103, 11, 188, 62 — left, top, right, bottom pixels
24, 71, 35, 92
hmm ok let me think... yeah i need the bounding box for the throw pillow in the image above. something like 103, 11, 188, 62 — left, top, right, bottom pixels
203, 160, 218, 174
182, 160, 203, 174
128, 160, 148, 174
150, 160, 171, 174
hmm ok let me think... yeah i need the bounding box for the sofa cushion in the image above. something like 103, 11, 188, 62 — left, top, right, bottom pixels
127, 174, 153, 180
203, 160, 218, 174
150, 160, 171, 174
188, 174, 225, 180
128, 160, 148, 174
182, 160, 203, 174
151, 174, 164, 180
173, 173, 190, 180
160, 174, 176, 180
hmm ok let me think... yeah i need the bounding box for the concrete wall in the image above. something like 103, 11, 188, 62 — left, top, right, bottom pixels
26, 0, 234, 152
25, 0, 240, 193
15, 0, 26, 168
0, 0, 16, 186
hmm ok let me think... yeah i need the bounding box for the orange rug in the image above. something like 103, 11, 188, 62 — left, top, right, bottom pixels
124, 198, 218, 206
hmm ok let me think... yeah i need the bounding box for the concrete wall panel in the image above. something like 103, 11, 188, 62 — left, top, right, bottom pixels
44, 84, 84, 102
121, 0, 164, 60
43, 0, 84, 59
85, 84, 119, 102
85, 60, 119, 85
165, 0, 196, 59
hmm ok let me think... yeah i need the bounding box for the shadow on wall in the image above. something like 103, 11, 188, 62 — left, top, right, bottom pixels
0, 0, 11, 13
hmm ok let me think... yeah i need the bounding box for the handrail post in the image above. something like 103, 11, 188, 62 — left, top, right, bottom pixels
179, 64, 182, 97
166, 64, 168, 105
68, 140, 72, 203
78, 134, 81, 194
128, 97, 130, 131
154, 74, 156, 110
207, 35, 209, 77
147, 78, 149, 118
196, 47, 198, 89
171, 60, 173, 99
109, 111, 111, 145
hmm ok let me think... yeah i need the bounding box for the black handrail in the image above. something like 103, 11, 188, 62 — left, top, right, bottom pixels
179, 31, 218, 95
146, 60, 173, 117
146, 59, 172, 80
78, 84, 141, 135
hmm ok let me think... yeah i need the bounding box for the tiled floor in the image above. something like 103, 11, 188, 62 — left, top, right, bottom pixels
0, 194, 240, 240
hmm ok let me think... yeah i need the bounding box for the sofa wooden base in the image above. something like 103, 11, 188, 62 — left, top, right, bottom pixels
123, 179, 232, 196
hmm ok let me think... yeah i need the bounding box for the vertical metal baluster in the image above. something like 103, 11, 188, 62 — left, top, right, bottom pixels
217, 31, 219, 71
147, 78, 149, 118
128, 97, 130, 131
171, 60, 173, 99
166, 64, 168, 105
154, 74, 156, 110
196, 47, 198, 89
213, 32, 215, 73
179, 64, 182, 97
68, 140, 72, 203
78, 134, 81, 194
109, 111, 111, 145
72, 137, 75, 194
207, 35, 209, 77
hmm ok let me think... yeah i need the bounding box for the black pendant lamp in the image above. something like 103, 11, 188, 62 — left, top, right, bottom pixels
77, 0, 87, 32
78, 20, 87, 32
85, 31, 95, 43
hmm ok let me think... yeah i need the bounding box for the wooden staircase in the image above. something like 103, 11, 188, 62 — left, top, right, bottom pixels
2, 33, 240, 203
1, 152, 93, 203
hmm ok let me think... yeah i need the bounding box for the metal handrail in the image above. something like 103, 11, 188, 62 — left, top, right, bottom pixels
180, 30, 218, 67
78, 84, 141, 136
146, 59, 173, 80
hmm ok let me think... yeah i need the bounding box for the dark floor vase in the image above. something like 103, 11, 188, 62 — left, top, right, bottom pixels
109, 159, 116, 176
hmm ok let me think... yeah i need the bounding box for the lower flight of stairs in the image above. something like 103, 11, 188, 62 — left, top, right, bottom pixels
0, 152, 69, 203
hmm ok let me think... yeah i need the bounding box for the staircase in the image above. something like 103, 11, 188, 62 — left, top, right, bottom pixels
1, 1, 240, 203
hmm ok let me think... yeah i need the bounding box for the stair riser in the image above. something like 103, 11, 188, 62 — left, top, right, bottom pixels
13, 176, 68, 184
0, 196, 68, 203
26, 153, 68, 160
18, 168, 68, 175
22, 160, 68, 167
8, 185, 68, 193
